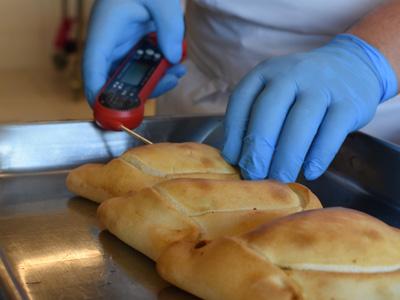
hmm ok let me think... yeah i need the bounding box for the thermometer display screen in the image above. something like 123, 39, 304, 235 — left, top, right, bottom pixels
98, 37, 163, 111
124, 62, 151, 86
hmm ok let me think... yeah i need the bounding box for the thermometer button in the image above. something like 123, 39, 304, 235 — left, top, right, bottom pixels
145, 49, 155, 56
134, 49, 144, 59
154, 53, 161, 61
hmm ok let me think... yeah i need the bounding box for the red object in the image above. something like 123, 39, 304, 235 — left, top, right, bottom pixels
94, 34, 187, 131
54, 18, 73, 50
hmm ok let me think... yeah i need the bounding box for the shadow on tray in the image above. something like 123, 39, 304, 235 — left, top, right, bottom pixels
98, 229, 199, 299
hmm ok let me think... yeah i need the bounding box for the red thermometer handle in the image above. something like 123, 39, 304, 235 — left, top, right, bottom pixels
94, 33, 186, 130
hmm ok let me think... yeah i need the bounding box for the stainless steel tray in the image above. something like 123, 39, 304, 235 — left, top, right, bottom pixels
1, 116, 399, 300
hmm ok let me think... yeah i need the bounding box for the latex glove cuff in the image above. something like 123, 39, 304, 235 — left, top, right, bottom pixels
334, 34, 398, 102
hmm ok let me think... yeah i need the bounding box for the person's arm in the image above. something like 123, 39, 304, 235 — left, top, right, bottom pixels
349, 0, 400, 85
222, 2, 399, 183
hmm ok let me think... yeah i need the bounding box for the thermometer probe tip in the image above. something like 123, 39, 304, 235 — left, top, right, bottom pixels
120, 125, 153, 145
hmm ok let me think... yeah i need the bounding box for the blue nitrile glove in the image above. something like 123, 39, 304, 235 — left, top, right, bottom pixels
222, 34, 398, 183
83, 0, 186, 106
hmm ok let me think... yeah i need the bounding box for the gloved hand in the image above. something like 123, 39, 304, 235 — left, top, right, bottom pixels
83, 0, 186, 106
222, 34, 398, 183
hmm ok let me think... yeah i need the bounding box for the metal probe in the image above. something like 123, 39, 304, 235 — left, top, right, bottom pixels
120, 125, 153, 145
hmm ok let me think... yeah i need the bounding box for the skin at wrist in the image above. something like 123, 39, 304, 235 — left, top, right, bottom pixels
348, 0, 400, 88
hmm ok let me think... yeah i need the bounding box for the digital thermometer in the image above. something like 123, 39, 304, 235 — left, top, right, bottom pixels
94, 33, 186, 130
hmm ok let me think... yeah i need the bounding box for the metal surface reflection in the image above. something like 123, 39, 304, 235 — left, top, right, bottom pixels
0, 162, 198, 300
0, 117, 399, 299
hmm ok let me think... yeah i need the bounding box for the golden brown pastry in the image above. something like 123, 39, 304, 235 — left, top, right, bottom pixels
97, 178, 321, 260
66, 142, 240, 203
157, 208, 400, 300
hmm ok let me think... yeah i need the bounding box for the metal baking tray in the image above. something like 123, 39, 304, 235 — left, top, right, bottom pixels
1, 116, 399, 300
